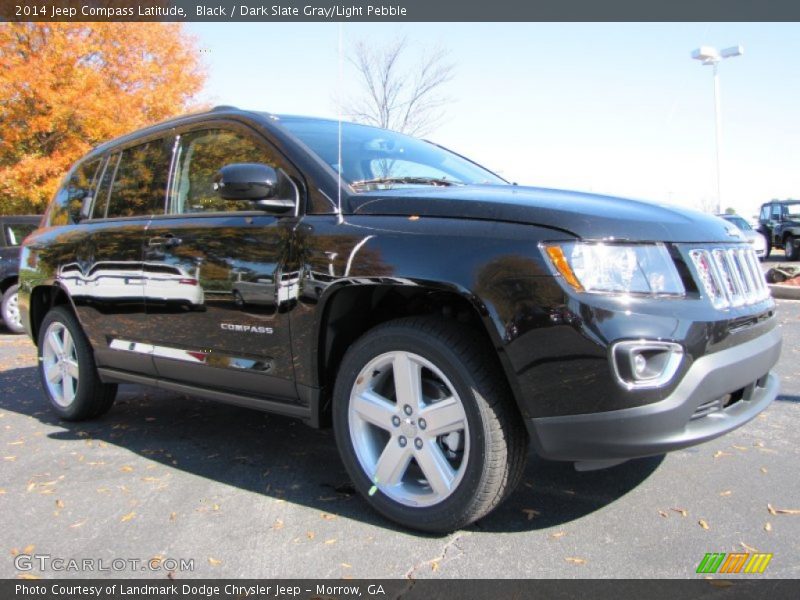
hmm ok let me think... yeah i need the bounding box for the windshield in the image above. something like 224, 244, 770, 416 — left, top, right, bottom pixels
724, 216, 751, 231
276, 116, 507, 191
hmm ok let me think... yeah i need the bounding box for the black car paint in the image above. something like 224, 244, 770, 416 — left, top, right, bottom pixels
17, 108, 778, 453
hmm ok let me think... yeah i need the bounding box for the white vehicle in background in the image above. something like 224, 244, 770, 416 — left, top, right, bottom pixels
718, 214, 768, 259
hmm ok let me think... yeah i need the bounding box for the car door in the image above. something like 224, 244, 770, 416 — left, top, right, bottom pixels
139, 123, 302, 401
72, 139, 173, 376
770, 203, 784, 245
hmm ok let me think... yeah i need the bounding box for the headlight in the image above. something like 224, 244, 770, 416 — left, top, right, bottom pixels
543, 242, 685, 296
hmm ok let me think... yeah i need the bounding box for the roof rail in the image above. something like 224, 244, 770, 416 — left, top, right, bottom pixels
211, 105, 239, 112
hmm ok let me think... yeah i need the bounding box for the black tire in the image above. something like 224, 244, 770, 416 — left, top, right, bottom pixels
762, 236, 771, 260
332, 317, 528, 532
37, 305, 117, 421
233, 290, 244, 307
785, 235, 798, 261
1, 284, 25, 334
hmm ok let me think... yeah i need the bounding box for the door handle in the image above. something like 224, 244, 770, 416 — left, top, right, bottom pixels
147, 234, 182, 247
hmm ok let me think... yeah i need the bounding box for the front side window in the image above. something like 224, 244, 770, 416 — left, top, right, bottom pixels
170, 129, 296, 214
47, 159, 101, 226
760, 205, 770, 221
105, 139, 171, 218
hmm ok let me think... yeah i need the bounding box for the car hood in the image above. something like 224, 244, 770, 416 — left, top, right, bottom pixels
347, 185, 742, 243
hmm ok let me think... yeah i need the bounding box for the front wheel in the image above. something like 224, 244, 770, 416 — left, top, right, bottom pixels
332, 317, 528, 532
37, 306, 117, 420
786, 235, 798, 260
1, 284, 24, 334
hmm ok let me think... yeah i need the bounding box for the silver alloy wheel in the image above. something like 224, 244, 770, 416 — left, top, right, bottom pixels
5, 291, 21, 329
41, 321, 80, 408
348, 350, 470, 507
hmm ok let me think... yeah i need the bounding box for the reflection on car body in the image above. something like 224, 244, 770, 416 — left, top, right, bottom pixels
58, 261, 204, 307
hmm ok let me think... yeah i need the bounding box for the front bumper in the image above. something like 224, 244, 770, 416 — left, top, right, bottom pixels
527, 326, 781, 462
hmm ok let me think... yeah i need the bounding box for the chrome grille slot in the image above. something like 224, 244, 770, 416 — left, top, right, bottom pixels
687, 245, 769, 309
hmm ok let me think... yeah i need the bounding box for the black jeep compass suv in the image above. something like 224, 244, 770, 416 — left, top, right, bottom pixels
18, 108, 781, 532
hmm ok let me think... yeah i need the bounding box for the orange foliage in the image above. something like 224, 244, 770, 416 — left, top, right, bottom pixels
0, 23, 206, 214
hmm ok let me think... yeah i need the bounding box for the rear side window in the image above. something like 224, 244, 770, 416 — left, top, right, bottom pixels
170, 129, 296, 214
105, 139, 172, 218
48, 159, 101, 226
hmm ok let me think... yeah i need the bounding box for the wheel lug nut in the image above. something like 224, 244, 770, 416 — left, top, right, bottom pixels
414, 438, 423, 449
398, 436, 407, 447
391, 416, 401, 427
403, 405, 412, 415
418, 418, 426, 430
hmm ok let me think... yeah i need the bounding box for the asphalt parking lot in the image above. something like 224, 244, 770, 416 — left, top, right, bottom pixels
1, 292, 799, 579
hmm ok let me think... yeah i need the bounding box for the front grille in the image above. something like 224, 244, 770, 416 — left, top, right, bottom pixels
687, 245, 769, 309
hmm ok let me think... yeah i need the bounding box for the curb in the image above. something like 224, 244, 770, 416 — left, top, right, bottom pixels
768, 284, 800, 300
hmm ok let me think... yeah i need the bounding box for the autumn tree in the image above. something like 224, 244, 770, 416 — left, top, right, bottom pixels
0, 23, 205, 215
342, 37, 454, 136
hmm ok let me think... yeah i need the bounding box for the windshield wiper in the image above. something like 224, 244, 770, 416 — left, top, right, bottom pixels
350, 176, 461, 189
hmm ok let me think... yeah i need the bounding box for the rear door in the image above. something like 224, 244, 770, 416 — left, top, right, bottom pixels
139, 122, 302, 401
74, 137, 173, 376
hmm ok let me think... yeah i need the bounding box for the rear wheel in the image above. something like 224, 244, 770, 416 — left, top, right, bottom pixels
785, 235, 798, 260
1, 284, 24, 334
332, 317, 528, 532
37, 306, 117, 420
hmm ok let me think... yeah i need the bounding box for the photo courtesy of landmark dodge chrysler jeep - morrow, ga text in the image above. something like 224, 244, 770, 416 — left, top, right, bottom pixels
17, 108, 781, 532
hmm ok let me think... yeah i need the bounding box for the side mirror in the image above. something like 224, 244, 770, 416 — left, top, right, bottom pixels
213, 163, 294, 212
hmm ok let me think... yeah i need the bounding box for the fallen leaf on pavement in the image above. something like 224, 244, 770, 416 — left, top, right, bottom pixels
565, 557, 586, 565
767, 503, 778, 515
119, 466, 133, 473
69, 519, 87, 529
55, 499, 64, 509
208, 557, 222, 566
658, 510, 669, 518
713, 451, 732, 458
765, 522, 772, 532
551, 531, 566, 538
522, 508, 541, 520
740, 542, 758, 552
321, 513, 336, 520
120, 512, 136, 522
719, 490, 732, 497
324, 539, 337, 545
671, 508, 688, 517
306, 531, 315, 540
699, 519, 710, 530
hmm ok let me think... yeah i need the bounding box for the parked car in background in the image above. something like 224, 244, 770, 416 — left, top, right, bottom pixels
16, 108, 781, 532
757, 199, 800, 260
1, 215, 41, 333
718, 214, 767, 259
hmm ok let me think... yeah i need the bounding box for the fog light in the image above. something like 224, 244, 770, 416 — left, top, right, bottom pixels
611, 340, 683, 389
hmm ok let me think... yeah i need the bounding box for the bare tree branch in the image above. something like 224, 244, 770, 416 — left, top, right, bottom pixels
341, 36, 454, 136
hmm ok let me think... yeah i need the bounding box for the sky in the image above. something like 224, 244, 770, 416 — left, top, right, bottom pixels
187, 22, 800, 220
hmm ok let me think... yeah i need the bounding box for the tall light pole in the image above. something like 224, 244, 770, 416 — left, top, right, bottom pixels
691, 45, 743, 214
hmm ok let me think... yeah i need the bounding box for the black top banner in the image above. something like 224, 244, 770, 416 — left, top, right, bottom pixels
2, 0, 800, 22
